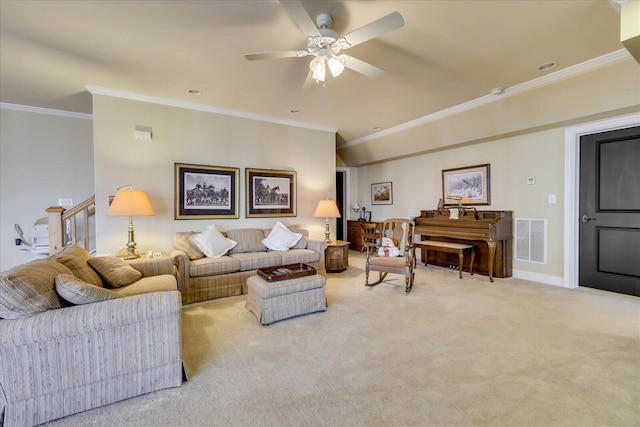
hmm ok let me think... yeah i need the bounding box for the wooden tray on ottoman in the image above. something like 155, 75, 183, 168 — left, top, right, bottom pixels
257, 263, 317, 282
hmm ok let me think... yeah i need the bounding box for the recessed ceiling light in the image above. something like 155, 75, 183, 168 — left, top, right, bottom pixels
373, 127, 381, 131
188, 89, 202, 95
490, 87, 504, 96
290, 109, 300, 114
537, 62, 556, 71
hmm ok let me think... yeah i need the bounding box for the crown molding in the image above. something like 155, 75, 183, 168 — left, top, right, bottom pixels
85, 85, 338, 134
0, 102, 92, 120
342, 49, 632, 148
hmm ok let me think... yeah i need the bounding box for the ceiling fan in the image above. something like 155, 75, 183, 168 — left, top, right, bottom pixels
244, 0, 405, 86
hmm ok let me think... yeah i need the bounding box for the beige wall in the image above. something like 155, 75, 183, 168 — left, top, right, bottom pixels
343, 58, 640, 284
355, 128, 566, 278
0, 108, 94, 270
92, 95, 337, 256
2, 58, 637, 284
338, 59, 640, 166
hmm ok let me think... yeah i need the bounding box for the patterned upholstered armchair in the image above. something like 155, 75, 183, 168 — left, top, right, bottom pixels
364, 218, 416, 293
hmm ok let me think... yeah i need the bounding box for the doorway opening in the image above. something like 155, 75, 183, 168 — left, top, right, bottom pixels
336, 168, 349, 241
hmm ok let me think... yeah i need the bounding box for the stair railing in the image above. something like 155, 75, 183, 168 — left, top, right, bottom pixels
46, 195, 96, 254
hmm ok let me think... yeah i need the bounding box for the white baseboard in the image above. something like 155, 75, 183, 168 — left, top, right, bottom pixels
512, 269, 566, 287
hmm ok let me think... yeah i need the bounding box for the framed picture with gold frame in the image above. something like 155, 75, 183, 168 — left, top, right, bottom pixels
246, 168, 296, 217
442, 163, 491, 206
371, 181, 393, 205
174, 163, 239, 219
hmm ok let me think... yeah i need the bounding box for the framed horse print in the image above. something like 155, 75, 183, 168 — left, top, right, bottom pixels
246, 168, 296, 217
174, 163, 239, 219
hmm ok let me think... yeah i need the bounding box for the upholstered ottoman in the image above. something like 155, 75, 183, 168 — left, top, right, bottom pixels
246, 274, 327, 325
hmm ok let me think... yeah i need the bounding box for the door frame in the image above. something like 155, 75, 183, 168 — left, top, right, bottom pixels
563, 113, 640, 288
336, 167, 350, 242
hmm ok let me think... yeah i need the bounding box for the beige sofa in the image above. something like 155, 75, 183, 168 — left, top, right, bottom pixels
0, 246, 183, 426
171, 226, 327, 305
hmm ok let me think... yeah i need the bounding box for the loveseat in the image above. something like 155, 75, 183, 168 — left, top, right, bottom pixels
0, 246, 184, 426
171, 224, 327, 305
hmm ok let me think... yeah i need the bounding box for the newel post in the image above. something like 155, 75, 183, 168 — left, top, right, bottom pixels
46, 206, 65, 254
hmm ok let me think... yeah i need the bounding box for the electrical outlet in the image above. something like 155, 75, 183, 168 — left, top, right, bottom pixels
527, 177, 536, 185
152, 252, 163, 258
548, 194, 557, 204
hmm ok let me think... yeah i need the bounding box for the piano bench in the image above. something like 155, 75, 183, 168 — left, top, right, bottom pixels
414, 241, 475, 279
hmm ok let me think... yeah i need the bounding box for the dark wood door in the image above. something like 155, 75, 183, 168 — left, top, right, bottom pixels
579, 126, 640, 296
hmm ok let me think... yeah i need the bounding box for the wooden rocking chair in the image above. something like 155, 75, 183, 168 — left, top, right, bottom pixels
364, 218, 416, 293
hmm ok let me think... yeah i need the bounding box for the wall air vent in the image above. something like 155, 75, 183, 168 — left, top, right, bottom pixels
515, 218, 547, 264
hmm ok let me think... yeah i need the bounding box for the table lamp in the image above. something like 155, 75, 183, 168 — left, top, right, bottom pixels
107, 185, 155, 259
314, 199, 341, 242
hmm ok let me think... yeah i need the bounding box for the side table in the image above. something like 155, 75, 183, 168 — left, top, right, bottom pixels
325, 240, 350, 272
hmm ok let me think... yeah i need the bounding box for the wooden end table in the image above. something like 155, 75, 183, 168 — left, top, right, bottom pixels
325, 240, 350, 272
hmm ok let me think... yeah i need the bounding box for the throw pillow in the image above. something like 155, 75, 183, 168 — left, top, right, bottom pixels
190, 225, 237, 258
173, 231, 205, 260
262, 221, 303, 251
55, 274, 119, 305
226, 228, 267, 254
50, 245, 104, 287
0, 259, 70, 319
87, 256, 142, 288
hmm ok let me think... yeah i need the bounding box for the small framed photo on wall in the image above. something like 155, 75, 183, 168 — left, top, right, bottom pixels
371, 182, 393, 205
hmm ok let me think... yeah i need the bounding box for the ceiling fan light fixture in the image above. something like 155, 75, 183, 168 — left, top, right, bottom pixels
328, 56, 345, 77
244, 3, 405, 87
309, 56, 324, 74
312, 65, 326, 82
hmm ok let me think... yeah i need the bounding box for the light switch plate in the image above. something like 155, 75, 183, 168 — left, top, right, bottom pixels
58, 198, 73, 207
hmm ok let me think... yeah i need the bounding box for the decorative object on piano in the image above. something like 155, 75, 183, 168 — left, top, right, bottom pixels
371, 181, 393, 205
363, 211, 372, 222
446, 194, 462, 219
245, 168, 296, 218
442, 164, 490, 206
174, 163, 240, 219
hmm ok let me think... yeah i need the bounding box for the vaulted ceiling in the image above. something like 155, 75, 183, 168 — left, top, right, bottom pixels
0, 0, 628, 146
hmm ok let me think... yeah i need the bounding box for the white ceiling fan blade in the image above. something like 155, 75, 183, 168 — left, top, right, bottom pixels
344, 56, 385, 79
302, 70, 317, 90
279, 0, 321, 37
245, 50, 309, 61
340, 12, 404, 49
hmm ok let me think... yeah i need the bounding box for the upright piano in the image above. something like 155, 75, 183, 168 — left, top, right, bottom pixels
415, 209, 513, 280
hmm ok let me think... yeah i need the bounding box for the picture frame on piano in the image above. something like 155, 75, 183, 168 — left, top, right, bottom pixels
442, 164, 490, 206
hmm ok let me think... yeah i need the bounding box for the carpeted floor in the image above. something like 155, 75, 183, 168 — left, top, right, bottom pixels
46, 251, 640, 426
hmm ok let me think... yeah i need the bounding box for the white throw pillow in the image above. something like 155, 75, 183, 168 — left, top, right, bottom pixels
190, 225, 237, 258
262, 221, 303, 251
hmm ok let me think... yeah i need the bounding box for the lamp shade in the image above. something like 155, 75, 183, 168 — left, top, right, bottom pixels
314, 199, 341, 218
107, 189, 155, 217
